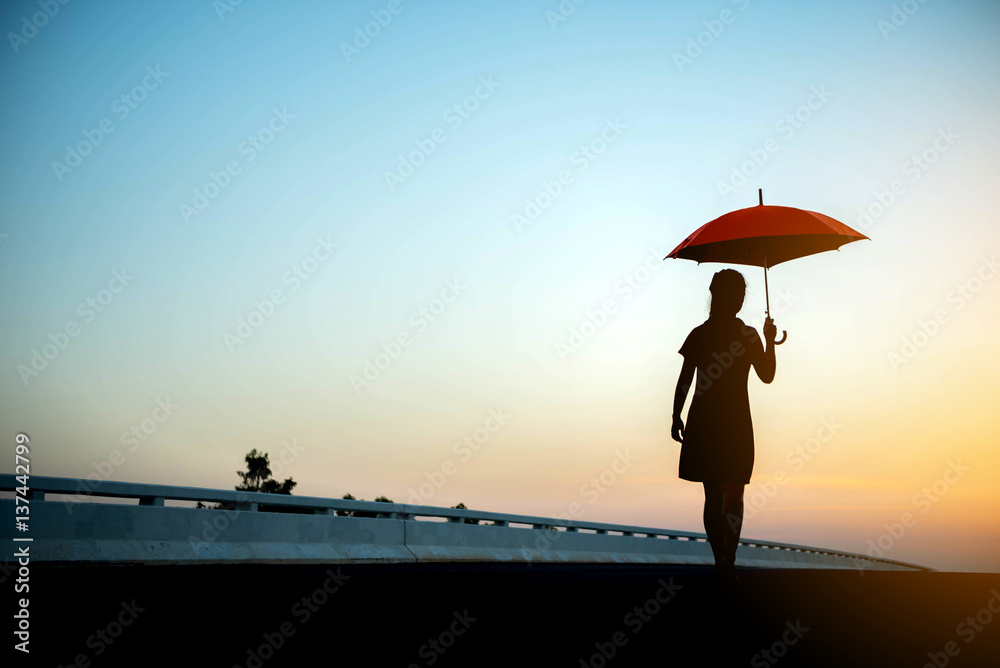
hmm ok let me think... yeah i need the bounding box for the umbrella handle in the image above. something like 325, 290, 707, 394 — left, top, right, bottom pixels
762, 255, 786, 344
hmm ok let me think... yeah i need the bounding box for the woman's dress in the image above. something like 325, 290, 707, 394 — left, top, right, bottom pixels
678, 316, 764, 484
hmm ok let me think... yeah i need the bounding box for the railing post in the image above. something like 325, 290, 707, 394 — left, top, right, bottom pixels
139, 496, 163, 507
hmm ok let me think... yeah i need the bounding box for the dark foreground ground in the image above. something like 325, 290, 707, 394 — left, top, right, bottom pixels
6, 563, 999, 667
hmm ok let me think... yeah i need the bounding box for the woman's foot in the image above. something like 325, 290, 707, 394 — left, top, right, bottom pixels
723, 561, 741, 587
714, 559, 741, 587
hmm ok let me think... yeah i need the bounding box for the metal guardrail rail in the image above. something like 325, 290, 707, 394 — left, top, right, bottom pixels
0, 475, 932, 571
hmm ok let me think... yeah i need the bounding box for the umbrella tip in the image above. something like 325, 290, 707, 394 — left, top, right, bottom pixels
758, 188, 763, 206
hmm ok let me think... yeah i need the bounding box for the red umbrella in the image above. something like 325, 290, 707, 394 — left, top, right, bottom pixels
665, 190, 869, 344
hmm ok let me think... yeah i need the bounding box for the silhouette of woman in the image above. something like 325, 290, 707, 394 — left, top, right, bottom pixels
671, 269, 776, 581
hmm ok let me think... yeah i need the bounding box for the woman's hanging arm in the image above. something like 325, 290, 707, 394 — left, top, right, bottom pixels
672, 358, 696, 442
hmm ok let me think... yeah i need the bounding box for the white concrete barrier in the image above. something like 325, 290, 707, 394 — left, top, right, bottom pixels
0, 475, 930, 571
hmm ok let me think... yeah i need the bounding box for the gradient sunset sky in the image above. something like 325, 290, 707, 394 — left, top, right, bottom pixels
2, 0, 998, 573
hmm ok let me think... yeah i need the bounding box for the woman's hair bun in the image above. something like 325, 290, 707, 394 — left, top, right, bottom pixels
709, 268, 746, 296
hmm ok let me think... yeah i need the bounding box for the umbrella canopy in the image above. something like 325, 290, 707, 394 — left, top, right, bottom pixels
665, 203, 868, 268
665, 191, 870, 345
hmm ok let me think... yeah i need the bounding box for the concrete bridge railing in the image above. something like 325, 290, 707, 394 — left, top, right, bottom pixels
0, 475, 931, 571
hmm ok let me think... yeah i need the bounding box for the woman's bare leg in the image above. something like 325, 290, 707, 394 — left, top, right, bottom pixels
720, 483, 746, 565
702, 482, 725, 566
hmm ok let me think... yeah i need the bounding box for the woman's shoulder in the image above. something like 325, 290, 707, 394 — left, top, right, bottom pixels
679, 320, 710, 356
735, 318, 763, 342
686, 319, 713, 340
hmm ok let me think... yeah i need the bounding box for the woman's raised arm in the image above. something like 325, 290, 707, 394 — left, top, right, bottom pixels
753, 317, 777, 384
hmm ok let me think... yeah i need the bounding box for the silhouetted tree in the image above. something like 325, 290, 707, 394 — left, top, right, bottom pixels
335, 493, 357, 517
196, 449, 296, 510
236, 448, 296, 494
337, 493, 394, 518
451, 502, 479, 525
